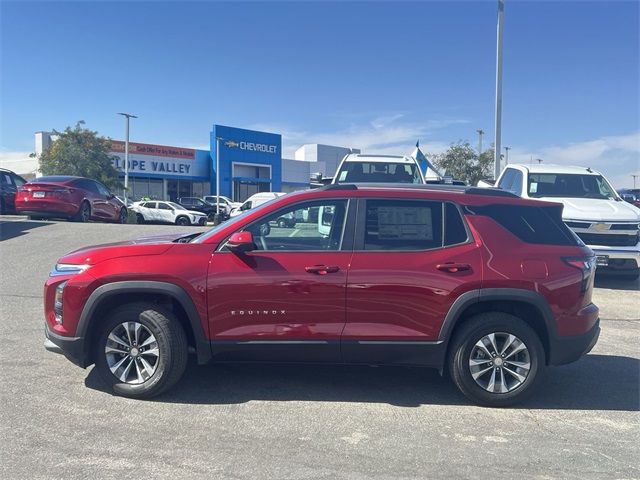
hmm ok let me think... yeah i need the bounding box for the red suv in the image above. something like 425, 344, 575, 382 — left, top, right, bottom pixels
43, 185, 600, 406
16, 175, 127, 223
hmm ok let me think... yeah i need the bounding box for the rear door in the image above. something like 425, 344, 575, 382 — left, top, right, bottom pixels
156, 202, 175, 223
207, 198, 355, 362
342, 199, 482, 366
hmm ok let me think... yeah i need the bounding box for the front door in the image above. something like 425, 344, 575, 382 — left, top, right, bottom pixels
206, 199, 354, 362
342, 199, 482, 366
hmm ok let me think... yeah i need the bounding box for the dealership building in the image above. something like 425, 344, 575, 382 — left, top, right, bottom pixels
35, 124, 359, 202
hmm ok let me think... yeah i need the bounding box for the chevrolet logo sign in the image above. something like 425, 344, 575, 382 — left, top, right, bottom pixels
224, 140, 239, 148
591, 223, 610, 232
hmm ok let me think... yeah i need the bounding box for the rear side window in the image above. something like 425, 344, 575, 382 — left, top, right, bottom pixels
444, 203, 469, 246
473, 204, 579, 245
363, 200, 443, 250
498, 169, 516, 191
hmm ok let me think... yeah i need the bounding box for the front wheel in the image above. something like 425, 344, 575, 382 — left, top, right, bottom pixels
136, 213, 145, 224
175, 216, 190, 226
117, 208, 128, 224
448, 312, 545, 407
94, 303, 188, 399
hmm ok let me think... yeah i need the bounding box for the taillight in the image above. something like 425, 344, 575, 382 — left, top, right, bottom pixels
563, 256, 596, 294
52, 187, 73, 197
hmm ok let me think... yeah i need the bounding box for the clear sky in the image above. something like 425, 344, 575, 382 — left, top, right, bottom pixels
1, 0, 638, 186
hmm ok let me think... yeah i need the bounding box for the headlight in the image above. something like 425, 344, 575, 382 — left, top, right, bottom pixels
54, 281, 66, 324
50, 263, 89, 277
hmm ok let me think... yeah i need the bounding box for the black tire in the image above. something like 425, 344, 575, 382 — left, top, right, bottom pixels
73, 201, 91, 222
175, 216, 190, 226
277, 218, 287, 228
29, 215, 43, 221
136, 213, 145, 224
94, 303, 188, 399
117, 208, 128, 224
448, 312, 545, 407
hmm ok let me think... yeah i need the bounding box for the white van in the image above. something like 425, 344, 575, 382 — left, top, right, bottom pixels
229, 192, 286, 218
333, 154, 425, 184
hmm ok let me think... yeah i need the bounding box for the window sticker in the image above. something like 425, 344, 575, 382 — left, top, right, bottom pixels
338, 170, 348, 182
530, 182, 538, 193
376, 206, 433, 240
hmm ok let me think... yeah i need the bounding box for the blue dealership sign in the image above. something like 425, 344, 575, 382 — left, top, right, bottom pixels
210, 124, 282, 198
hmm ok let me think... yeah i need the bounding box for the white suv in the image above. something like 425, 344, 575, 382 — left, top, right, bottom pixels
333, 154, 425, 184
494, 164, 640, 280
131, 201, 208, 226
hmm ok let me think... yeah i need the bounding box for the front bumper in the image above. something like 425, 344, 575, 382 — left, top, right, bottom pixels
44, 323, 88, 368
549, 319, 600, 366
590, 246, 640, 269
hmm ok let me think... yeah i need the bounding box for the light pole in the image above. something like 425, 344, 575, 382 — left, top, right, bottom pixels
632, 174, 638, 189
214, 136, 222, 225
476, 129, 485, 155
493, 0, 505, 180
504, 146, 511, 165
536, 158, 543, 164
117, 112, 137, 200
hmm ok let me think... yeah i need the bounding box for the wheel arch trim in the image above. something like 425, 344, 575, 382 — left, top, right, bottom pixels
77, 281, 211, 364
438, 288, 558, 345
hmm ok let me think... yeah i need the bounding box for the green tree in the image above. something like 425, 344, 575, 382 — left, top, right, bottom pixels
39, 121, 122, 190
432, 141, 494, 186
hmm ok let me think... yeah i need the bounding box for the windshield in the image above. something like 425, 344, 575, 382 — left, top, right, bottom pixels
168, 202, 186, 210
336, 162, 423, 184
528, 173, 619, 199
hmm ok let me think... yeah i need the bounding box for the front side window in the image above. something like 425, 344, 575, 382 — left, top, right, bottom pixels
95, 182, 111, 196
243, 200, 348, 251
157, 203, 172, 210
528, 173, 618, 199
337, 162, 422, 184
363, 200, 443, 250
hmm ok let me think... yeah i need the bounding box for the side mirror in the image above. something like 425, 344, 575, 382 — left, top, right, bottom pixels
107, 193, 115, 199
227, 231, 255, 253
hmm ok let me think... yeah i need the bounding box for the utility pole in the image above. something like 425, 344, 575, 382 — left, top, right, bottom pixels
493, 0, 505, 180
476, 129, 485, 155
504, 146, 511, 165
117, 112, 137, 201
632, 174, 638, 189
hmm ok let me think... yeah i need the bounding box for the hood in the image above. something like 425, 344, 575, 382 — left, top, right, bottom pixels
59, 232, 191, 265
537, 197, 640, 222
186, 209, 207, 216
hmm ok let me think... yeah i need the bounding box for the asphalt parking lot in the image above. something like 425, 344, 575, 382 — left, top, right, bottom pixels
0, 217, 638, 480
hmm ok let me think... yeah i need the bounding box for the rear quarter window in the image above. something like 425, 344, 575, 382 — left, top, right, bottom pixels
472, 204, 579, 246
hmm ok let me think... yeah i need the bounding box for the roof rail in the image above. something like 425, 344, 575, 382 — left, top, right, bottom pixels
320, 184, 359, 191
464, 187, 519, 198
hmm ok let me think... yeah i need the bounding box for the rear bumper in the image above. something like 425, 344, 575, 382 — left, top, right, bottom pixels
44, 323, 88, 368
549, 319, 600, 366
16, 198, 78, 217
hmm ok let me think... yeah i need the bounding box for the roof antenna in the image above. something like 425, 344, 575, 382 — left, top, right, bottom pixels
586, 167, 593, 173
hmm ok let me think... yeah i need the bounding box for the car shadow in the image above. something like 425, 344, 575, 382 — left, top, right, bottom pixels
595, 274, 640, 291
0, 220, 52, 242
84, 354, 639, 411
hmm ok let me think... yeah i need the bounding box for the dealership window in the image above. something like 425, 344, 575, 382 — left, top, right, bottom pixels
192, 182, 210, 198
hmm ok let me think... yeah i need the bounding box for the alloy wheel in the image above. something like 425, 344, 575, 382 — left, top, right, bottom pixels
468, 332, 531, 394
104, 321, 160, 384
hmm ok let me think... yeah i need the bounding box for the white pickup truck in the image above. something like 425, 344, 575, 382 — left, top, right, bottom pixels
490, 164, 640, 280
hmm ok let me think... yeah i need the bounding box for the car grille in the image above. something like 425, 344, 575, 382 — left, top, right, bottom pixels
576, 232, 639, 247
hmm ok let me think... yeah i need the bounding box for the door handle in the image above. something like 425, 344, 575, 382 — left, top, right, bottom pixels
436, 263, 471, 273
305, 265, 340, 275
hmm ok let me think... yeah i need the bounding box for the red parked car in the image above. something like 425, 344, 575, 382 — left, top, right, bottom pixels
15, 175, 127, 223
43, 184, 599, 406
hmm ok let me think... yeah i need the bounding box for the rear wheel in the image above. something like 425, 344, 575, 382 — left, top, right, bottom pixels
73, 201, 91, 222
175, 216, 190, 226
94, 303, 188, 399
448, 312, 545, 407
